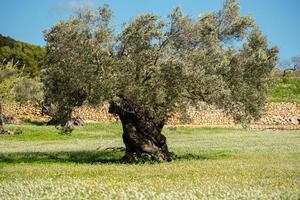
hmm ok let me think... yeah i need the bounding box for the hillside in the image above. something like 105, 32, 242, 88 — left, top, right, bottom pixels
0, 34, 45, 76
269, 77, 300, 103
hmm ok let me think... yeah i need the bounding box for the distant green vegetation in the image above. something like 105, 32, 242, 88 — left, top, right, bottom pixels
0, 123, 299, 199
0, 34, 45, 77
269, 77, 300, 103
0, 60, 43, 105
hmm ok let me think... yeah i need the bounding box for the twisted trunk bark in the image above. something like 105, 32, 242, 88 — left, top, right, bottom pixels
109, 103, 172, 163
0, 99, 5, 134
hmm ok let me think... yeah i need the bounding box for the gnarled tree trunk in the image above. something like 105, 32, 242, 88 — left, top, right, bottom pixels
0, 99, 6, 134
109, 103, 172, 163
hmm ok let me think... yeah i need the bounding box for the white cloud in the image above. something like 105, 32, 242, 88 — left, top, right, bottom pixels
50, 0, 98, 14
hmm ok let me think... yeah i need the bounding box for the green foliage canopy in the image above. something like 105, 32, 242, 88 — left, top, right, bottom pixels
44, 0, 278, 125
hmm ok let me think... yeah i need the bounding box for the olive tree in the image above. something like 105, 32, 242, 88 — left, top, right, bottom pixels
44, 1, 278, 162
0, 60, 44, 134
279, 55, 300, 76
0, 61, 18, 133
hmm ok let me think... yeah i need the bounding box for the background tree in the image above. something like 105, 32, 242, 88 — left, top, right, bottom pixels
0, 60, 43, 134
43, 6, 114, 126
0, 61, 18, 133
44, 0, 278, 162
278, 55, 300, 76
291, 55, 300, 68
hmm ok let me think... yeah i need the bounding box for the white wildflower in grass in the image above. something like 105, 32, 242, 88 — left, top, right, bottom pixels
0, 123, 299, 199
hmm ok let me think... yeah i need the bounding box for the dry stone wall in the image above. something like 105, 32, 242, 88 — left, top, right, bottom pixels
169, 102, 300, 129
2, 101, 300, 129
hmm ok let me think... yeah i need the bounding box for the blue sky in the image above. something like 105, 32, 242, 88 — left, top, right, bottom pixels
0, 0, 299, 60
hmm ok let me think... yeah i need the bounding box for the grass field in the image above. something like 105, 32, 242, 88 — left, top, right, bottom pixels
0, 123, 299, 199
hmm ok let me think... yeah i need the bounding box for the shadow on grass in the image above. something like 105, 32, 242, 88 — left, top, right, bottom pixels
23, 119, 47, 126
0, 150, 231, 164
174, 151, 231, 161
0, 150, 232, 164
0, 150, 125, 164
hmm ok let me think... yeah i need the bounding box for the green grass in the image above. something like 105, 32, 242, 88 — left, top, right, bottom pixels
269, 77, 300, 103
0, 123, 299, 199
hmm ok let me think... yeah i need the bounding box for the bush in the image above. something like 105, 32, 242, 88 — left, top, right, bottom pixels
11, 77, 44, 105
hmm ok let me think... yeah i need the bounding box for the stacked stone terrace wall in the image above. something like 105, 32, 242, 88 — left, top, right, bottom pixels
2, 101, 300, 129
